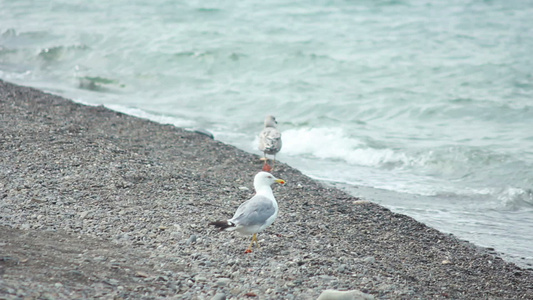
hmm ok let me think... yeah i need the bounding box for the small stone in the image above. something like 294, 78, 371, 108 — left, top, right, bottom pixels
353, 200, 370, 205
211, 293, 226, 300
79, 211, 90, 219
317, 289, 375, 300
187, 235, 197, 245
106, 279, 119, 285
230, 270, 240, 278
203, 260, 213, 267
376, 283, 395, 292
194, 275, 207, 282
41, 292, 58, 300
317, 275, 337, 282
216, 278, 231, 286
362, 256, 375, 264
135, 271, 150, 278
93, 256, 107, 262
442, 259, 452, 265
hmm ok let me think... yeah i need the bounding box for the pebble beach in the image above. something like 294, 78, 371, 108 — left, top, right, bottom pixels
1, 80, 532, 299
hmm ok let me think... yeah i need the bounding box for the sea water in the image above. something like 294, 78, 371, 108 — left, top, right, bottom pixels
1, 0, 532, 267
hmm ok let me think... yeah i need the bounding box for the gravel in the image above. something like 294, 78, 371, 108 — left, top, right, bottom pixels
1, 79, 532, 299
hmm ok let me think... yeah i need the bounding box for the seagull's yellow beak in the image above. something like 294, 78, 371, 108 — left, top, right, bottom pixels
275, 179, 286, 185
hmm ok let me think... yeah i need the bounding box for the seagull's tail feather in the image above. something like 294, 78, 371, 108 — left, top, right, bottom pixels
208, 220, 236, 231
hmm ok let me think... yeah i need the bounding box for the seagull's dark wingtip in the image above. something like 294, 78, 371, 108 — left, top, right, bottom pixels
208, 220, 235, 231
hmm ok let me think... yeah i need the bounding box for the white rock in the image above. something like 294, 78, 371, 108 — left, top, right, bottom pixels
216, 278, 231, 286
362, 256, 376, 264
211, 293, 226, 300
317, 289, 374, 300
79, 211, 90, 219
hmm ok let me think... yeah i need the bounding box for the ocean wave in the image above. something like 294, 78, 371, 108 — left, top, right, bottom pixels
430, 186, 533, 210
38, 44, 90, 63
292, 126, 523, 167
100, 104, 195, 128
281, 126, 532, 193
497, 187, 533, 210
281, 127, 417, 168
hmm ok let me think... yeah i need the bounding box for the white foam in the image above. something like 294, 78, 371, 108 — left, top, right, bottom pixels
497, 187, 533, 209
104, 104, 195, 128
281, 127, 411, 167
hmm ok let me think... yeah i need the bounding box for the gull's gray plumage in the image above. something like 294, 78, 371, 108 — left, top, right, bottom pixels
209, 171, 285, 252
230, 194, 276, 234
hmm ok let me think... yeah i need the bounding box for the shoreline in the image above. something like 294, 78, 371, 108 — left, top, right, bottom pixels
1, 79, 532, 299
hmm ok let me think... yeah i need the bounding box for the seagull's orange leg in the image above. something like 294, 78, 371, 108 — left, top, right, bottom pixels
260, 153, 272, 171
253, 233, 260, 249
262, 162, 272, 172
244, 233, 259, 253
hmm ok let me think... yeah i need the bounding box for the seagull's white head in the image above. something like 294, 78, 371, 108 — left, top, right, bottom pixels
254, 171, 285, 190
264, 115, 278, 128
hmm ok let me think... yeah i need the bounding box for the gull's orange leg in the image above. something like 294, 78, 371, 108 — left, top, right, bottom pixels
244, 233, 259, 253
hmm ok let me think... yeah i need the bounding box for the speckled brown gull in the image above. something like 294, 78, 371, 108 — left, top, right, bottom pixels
258, 115, 282, 171
209, 171, 285, 253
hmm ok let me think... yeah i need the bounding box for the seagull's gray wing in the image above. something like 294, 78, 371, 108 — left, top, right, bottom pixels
230, 195, 275, 226
259, 127, 282, 154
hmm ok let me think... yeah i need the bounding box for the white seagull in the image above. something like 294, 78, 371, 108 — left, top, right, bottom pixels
209, 171, 285, 253
258, 115, 282, 171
